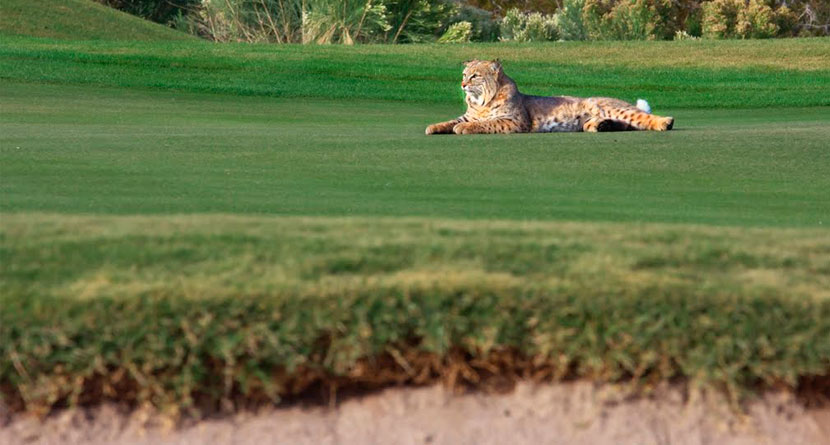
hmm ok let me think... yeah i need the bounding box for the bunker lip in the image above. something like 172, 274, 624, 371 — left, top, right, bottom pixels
2, 346, 828, 420
2, 382, 829, 445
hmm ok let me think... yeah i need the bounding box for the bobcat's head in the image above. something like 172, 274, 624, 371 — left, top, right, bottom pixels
461, 59, 503, 107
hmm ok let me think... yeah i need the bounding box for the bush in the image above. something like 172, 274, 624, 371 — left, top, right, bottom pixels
101, 0, 828, 41
451, 3, 501, 41
701, 0, 795, 38
385, 0, 457, 43
301, 0, 390, 44
606, 0, 662, 40
188, 0, 305, 43
500, 8, 558, 41
185, 0, 462, 43
581, 0, 679, 40
438, 21, 473, 42
554, 0, 588, 40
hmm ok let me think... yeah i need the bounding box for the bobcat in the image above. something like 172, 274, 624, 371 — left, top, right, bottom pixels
426, 60, 674, 135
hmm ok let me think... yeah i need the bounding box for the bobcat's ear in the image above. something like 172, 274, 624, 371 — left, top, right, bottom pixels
490, 59, 502, 73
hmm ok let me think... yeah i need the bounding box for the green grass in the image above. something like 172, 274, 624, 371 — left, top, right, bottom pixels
0, 0, 194, 41
2, 36, 830, 414
1, 37, 829, 108
2, 81, 829, 227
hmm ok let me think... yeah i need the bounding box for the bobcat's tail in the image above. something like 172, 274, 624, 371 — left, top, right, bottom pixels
636, 99, 651, 114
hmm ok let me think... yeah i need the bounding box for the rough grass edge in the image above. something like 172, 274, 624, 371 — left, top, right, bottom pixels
2, 285, 829, 419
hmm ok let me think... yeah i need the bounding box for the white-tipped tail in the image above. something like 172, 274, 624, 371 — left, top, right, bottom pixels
636, 99, 651, 114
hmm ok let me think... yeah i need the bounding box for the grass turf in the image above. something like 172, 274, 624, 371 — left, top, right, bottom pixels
1, 36, 830, 414
0, 0, 194, 41
1, 81, 829, 227
1, 37, 829, 108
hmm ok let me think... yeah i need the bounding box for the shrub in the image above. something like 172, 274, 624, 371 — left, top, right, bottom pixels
301, 0, 390, 44
684, 4, 704, 37
188, 0, 305, 43
438, 21, 473, 42
701, 0, 795, 38
736, 0, 779, 38
606, 0, 662, 40
384, 0, 457, 43
185, 0, 461, 43
500, 8, 558, 42
451, 3, 501, 41
554, 0, 588, 40
582, 0, 678, 40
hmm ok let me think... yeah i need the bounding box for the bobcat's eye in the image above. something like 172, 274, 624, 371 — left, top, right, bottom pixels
470, 74, 478, 80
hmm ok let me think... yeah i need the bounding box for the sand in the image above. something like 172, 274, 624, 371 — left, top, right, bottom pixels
3, 382, 828, 445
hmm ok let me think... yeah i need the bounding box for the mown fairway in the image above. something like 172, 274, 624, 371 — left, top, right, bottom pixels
2, 82, 829, 226
2, 35, 829, 414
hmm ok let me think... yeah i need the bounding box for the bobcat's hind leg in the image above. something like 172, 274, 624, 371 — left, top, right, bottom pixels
609, 108, 674, 131
583, 117, 632, 132
658, 116, 674, 131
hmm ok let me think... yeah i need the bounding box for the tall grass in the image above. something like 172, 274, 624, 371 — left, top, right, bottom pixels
183, 0, 463, 43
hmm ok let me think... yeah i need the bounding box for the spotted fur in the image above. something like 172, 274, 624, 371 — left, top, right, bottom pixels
425, 60, 674, 135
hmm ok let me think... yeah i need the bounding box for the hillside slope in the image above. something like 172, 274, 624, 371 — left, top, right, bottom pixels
0, 0, 194, 41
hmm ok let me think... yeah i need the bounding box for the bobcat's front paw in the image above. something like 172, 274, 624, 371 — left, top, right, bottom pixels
425, 124, 439, 135
453, 123, 474, 134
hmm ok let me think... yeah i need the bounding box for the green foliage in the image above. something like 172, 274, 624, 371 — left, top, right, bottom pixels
701, 0, 795, 38
192, 0, 396, 44
385, 0, 457, 43
554, 0, 588, 40
582, 0, 677, 40
301, 0, 391, 44
450, 3, 501, 41
500, 8, 559, 42
438, 21, 473, 43
184, 0, 463, 43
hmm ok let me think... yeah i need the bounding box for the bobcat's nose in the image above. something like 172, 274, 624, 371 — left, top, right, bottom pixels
461, 81, 469, 88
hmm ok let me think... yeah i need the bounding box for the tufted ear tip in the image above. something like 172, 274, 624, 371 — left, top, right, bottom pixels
490, 59, 502, 72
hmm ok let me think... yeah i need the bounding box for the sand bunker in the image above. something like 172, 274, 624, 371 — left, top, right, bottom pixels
3, 382, 828, 445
